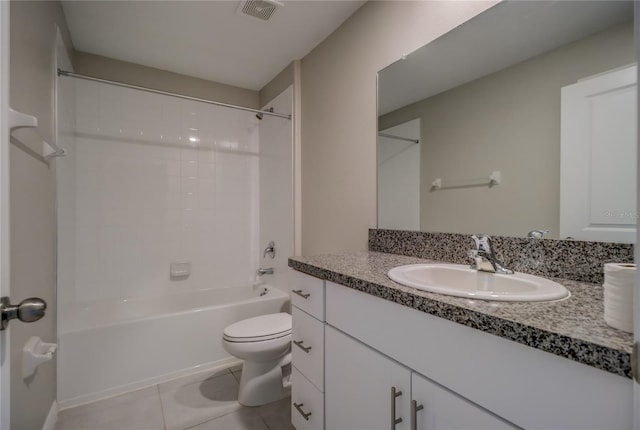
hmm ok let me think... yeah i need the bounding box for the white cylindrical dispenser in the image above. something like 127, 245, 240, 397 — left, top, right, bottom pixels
603, 263, 635, 333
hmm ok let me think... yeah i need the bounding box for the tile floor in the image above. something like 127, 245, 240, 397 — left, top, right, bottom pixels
55, 365, 294, 430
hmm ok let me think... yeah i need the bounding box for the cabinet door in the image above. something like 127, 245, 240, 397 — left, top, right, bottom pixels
325, 326, 410, 430
411, 372, 517, 430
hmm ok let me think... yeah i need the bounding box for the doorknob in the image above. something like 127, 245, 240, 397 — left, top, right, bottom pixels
0, 297, 47, 330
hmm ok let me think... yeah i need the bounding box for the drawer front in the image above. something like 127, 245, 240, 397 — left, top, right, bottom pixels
292, 368, 324, 430
290, 270, 325, 320
292, 307, 325, 391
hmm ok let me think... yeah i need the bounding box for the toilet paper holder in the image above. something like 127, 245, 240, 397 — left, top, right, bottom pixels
23, 336, 57, 379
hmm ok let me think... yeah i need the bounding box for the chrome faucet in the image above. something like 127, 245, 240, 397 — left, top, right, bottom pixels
468, 234, 513, 274
263, 241, 276, 259
527, 230, 548, 239
257, 267, 274, 276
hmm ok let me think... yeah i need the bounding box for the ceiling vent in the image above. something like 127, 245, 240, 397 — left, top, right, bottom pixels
237, 0, 283, 22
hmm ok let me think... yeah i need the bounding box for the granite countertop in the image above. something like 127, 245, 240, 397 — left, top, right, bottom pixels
288, 251, 634, 379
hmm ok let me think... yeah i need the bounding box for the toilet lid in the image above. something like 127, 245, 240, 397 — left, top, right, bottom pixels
223, 313, 292, 342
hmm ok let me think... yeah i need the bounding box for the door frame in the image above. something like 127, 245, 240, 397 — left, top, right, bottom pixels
635, 3, 640, 430
0, 0, 11, 428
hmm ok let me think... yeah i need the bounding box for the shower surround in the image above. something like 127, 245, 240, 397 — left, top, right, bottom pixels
56, 77, 293, 406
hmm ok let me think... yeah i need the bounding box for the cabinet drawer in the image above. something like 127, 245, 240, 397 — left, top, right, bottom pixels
292, 368, 324, 430
292, 307, 325, 391
290, 270, 325, 320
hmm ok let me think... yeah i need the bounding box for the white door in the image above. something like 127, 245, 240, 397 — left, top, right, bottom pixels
325, 326, 411, 430
411, 372, 517, 430
560, 64, 637, 243
0, 1, 10, 428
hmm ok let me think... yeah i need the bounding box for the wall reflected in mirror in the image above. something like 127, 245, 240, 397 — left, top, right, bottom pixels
377, 0, 636, 242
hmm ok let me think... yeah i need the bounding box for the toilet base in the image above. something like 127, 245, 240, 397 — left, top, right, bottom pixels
237, 352, 292, 407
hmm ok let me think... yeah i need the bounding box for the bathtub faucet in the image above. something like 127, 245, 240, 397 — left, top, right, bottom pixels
257, 268, 274, 276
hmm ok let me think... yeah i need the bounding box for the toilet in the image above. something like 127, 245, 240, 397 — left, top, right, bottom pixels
222, 312, 292, 406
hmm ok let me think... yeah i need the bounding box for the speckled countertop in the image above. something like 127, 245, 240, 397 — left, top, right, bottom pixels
289, 251, 633, 379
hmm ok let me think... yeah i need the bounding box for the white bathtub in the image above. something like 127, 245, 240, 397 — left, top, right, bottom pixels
57, 285, 289, 409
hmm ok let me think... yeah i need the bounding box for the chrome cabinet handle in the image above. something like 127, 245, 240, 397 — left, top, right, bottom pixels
292, 289, 310, 299
391, 386, 403, 429
293, 340, 312, 353
293, 402, 312, 421
411, 400, 424, 430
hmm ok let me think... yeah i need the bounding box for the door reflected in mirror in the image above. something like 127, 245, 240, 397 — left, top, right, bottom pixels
377, 0, 636, 242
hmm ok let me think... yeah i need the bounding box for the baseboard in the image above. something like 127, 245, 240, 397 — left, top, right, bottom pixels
42, 401, 57, 430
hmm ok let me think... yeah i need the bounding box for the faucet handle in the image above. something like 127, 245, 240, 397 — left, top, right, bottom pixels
527, 230, 548, 239
263, 241, 276, 259
471, 234, 493, 253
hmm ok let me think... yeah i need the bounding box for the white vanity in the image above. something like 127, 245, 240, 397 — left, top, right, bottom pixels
289, 253, 633, 430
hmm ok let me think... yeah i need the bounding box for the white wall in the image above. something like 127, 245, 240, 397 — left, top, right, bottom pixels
9, 2, 75, 428
258, 86, 294, 295
57, 79, 261, 316
377, 119, 420, 230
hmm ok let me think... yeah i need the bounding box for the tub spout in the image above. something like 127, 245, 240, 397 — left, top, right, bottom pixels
257, 268, 274, 276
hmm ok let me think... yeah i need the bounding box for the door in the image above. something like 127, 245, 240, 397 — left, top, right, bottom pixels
560, 64, 637, 243
325, 326, 411, 430
411, 372, 517, 430
0, 0, 10, 428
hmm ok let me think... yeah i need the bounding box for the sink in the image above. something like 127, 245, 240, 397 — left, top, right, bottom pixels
387, 263, 569, 302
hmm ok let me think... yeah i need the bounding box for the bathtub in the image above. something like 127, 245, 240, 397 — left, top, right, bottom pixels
57, 284, 289, 409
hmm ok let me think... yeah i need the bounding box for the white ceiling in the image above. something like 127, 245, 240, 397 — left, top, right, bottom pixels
61, 0, 366, 91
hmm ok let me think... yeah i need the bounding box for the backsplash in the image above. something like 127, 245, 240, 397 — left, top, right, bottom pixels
369, 229, 634, 284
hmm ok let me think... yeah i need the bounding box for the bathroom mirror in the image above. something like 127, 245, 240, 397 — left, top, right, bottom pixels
377, 0, 636, 242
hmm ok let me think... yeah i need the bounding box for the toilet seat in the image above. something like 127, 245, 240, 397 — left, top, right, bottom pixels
223, 312, 291, 343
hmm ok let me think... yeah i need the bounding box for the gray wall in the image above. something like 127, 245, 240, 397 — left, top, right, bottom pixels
299, 1, 498, 254
9, 1, 73, 428
259, 61, 294, 108
74, 51, 260, 109
379, 22, 634, 238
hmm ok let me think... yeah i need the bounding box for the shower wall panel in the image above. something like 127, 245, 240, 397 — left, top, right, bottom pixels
57, 79, 260, 306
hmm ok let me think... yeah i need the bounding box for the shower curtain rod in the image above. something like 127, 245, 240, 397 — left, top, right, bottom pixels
378, 132, 419, 144
57, 69, 292, 120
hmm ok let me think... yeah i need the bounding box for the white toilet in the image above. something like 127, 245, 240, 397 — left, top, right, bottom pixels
222, 312, 292, 406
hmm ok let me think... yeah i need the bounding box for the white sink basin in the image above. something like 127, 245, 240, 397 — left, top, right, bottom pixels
387, 263, 569, 302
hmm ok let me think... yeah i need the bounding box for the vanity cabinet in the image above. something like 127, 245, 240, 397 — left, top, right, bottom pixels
323, 280, 632, 430
326, 325, 516, 430
290, 270, 325, 430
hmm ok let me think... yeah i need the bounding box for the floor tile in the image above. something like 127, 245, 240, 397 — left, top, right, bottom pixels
186, 409, 269, 430
160, 372, 241, 430
57, 386, 164, 430
55, 412, 87, 430
55, 364, 295, 430
256, 397, 294, 430
159, 367, 232, 393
